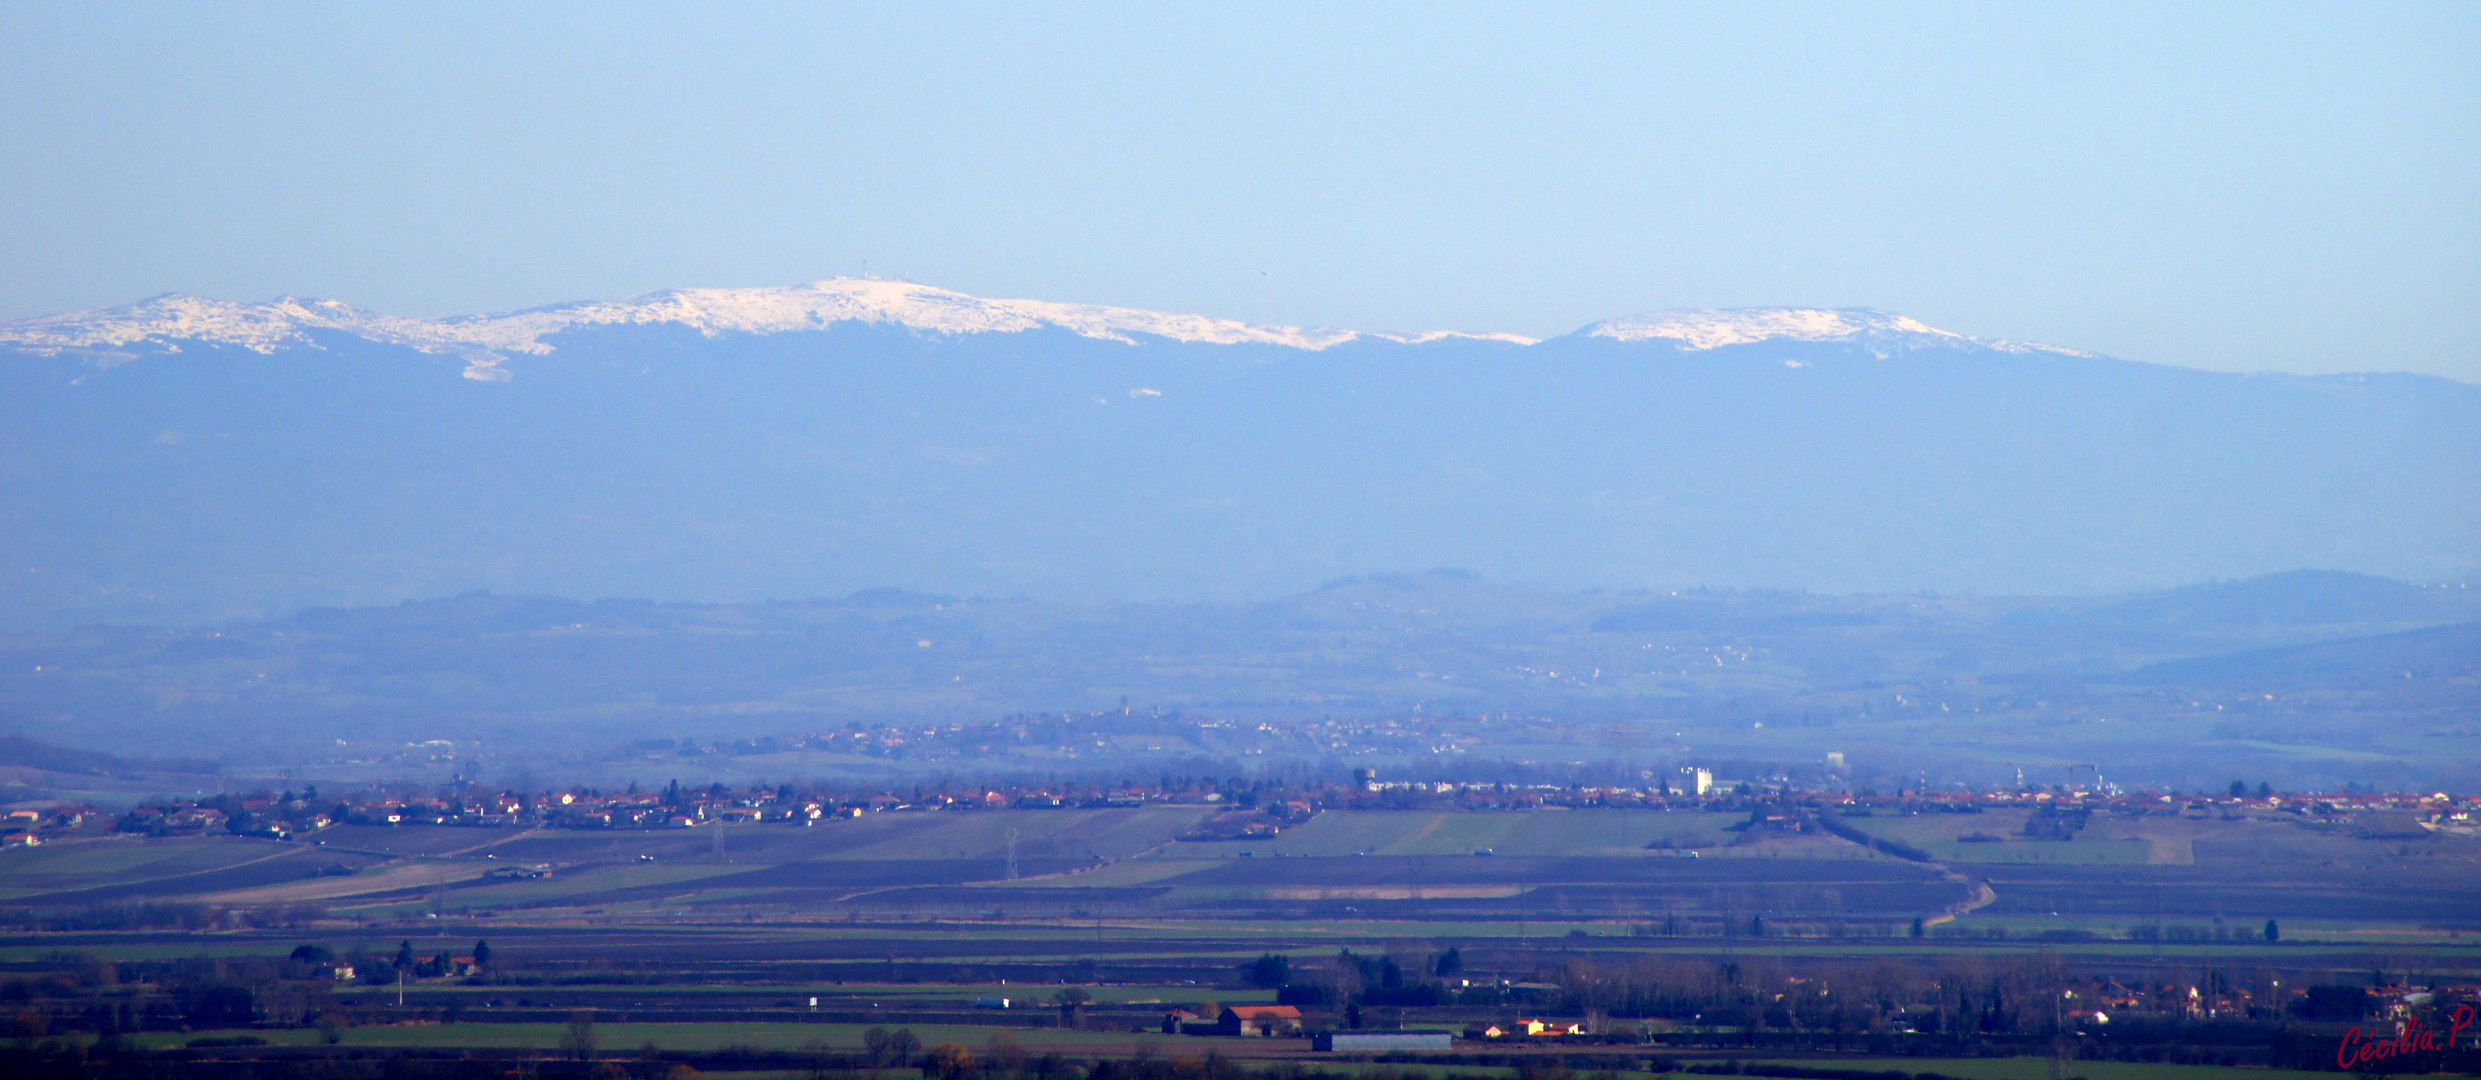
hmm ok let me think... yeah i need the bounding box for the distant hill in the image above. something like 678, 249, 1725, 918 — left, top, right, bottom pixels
2002, 570, 2481, 644
0, 733, 218, 778
3, 568, 2474, 769
2129, 620, 2481, 688
2071, 571, 2480, 628
5, 279, 2475, 627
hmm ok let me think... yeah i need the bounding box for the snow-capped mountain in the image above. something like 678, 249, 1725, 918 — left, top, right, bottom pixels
0, 294, 470, 358
3, 280, 2083, 377
0, 279, 1542, 374
1, 279, 2473, 628
1584, 307, 1952, 349
1577, 307, 2093, 357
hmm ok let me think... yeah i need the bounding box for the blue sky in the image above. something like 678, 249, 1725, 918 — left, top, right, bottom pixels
2, 2, 2473, 379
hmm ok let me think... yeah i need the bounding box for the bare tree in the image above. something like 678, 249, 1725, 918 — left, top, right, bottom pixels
560, 1010, 597, 1060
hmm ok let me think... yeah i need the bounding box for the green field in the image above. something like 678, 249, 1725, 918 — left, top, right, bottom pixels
11, 812, 2475, 1080
122, 1029, 2409, 1080
0, 835, 330, 899
6, 811, 2475, 966
391, 983, 1276, 1006
140, 1021, 1196, 1053
833, 807, 1210, 861
26, 808, 1910, 915
1834, 811, 2177, 866
1149, 811, 1753, 859
1743, 1059, 2356, 1080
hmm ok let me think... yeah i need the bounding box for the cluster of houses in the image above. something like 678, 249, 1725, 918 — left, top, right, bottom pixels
2058, 979, 2481, 1028
1154, 985, 2481, 1050
607, 712, 1485, 766
1156, 1005, 1587, 1051
1414, 781, 2479, 829
1464, 1019, 1588, 1038
0, 805, 89, 847
20, 770, 2475, 847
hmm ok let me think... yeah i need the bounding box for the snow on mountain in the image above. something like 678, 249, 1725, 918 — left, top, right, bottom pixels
440, 278, 1395, 353
0, 279, 1533, 369
3, 285, 2096, 374
0, 293, 485, 359
1583, 307, 1966, 350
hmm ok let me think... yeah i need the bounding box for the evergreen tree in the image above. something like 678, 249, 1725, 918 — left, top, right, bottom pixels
1244, 953, 1291, 987
2263, 919, 2280, 942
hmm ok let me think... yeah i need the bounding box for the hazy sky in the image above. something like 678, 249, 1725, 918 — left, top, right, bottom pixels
3, 2, 2474, 379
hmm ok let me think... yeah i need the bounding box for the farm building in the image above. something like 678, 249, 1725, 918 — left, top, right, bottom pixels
1219, 1005, 1303, 1036
1466, 1020, 1584, 1039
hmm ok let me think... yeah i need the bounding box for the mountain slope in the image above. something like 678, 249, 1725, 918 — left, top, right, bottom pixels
2049, 571, 2481, 631
3, 282, 2476, 626
2129, 620, 2481, 688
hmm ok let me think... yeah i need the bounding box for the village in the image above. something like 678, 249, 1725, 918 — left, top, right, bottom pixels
37, 767, 2472, 847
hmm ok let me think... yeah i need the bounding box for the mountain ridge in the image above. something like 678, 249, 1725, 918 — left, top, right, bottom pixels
4, 278, 2122, 371
1, 279, 1535, 364
2, 281, 2474, 626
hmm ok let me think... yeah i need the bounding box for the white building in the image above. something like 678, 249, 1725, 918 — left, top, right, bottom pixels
1677, 767, 1713, 796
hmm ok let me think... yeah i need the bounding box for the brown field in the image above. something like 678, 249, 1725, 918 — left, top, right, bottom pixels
5, 808, 2475, 938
